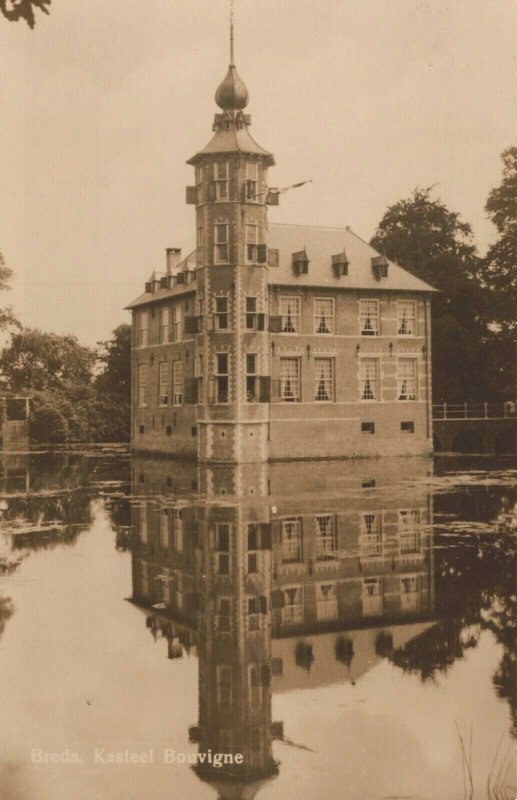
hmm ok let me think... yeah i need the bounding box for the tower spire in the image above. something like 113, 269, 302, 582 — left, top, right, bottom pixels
230, 0, 235, 65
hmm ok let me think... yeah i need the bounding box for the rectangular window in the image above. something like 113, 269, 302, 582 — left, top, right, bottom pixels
138, 311, 148, 347
216, 598, 231, 633
216, 523, 230, 575
247, 523, 259, 574
362, 578, 383, 616
160, 306, 170, 343
138, 364, 148, 407
401, 421, 415, 433
397, 300, 417, 335
158, 362, 169, 406
400, 575, 419, 610
268, 248, 279, 267
399, 510, 421, 554
279, 296, 300, 333
216, 665, 232, 706
281, 518, 302, 563
397, 358, 418, 400
316, 582, 338, 621
246, 161, 258, 199
280, 357, 301, 402
246, 224, 258, 262
159, 510, 169, 549
361, 422, 375, 434
215, 224, 229, 263
360, 358, 380, 401
282, 586, 303, 625
173, 361, 183, 406
361, 513, 383, 558
360, 299, 379, 336
216, 353, 229, 404
315, 514, 336, 560
173, 304, 182, 341
314, 357, 335, 402
215, 162, 229, 200
314, 297, 335, 334
246, 353, 258, 403
215, 296, 229, 330
246, 296, 257, 329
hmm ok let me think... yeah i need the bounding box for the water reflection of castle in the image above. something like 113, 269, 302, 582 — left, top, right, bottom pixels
129, 456, 436, 799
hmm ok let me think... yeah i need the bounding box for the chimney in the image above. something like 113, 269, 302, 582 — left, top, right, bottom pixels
166, 247, 182, 276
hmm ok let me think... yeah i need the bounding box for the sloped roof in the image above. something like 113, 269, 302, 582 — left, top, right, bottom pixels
267, 223, 437, 292
187, 125, 274, 165
125, 250, 197, 310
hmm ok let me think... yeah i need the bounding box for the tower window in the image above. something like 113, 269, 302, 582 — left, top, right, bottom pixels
214, 162, 229, 200
245, 161, 258, 200
246, 296, 257, 329
215, 296, 229, 330
215, 353, 229, 404
214, 224, 229, 263
196, 225, 204, 265
246, 353, 258, 402
246, 224, 258, 262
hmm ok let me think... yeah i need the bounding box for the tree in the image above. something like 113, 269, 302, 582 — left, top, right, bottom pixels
0, 0, 50, 28
95, 324, 131, 404
476, 146, 517, 398
0, 328, 96, 395
371, 187, 489, 401
0, 252, 19, 333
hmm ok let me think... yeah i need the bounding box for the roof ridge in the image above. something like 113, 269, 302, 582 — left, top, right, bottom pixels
269, 222, 348, 232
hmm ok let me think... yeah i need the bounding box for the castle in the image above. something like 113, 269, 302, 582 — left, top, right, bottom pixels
127, 48, 436, 463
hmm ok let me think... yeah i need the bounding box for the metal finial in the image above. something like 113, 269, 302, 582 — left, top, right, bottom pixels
230, 0, 235, 64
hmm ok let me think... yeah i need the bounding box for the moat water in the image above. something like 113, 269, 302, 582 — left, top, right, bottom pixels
0, 448, 515, 800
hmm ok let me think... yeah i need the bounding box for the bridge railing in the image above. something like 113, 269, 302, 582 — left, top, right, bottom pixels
432, 402, 515, 420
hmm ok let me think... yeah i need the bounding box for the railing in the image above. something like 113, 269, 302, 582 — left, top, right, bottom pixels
433, 402, 516, 420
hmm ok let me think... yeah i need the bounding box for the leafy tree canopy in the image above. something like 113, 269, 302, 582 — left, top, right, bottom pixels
95, 324, 131, 404
0, 0, 50, 28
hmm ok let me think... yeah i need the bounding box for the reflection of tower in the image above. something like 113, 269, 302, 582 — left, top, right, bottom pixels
191, 464, 278, 795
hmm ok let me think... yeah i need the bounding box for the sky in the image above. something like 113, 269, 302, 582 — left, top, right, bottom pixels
0, 0, 516, 345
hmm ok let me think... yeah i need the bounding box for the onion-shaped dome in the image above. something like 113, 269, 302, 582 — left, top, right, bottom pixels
215, 65, 249, 110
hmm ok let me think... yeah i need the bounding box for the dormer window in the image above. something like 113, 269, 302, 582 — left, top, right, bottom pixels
332, 252, 349, 277
372, 254, 389, 279
292, 250, 309, 275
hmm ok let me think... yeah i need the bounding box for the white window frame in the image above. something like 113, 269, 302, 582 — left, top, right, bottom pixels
280, 356, 301, 402
397, 300, 417, 336
360, 299, 380, 336
172, 304, 182, 342
214, 161, 229, 200
215, 296, 229, 330
362, 578, 383, 616
359, 357, 380, 401
314, 357, 335, 402
315, 514, 337, 560
159, 510, 169, 549
245, 296, 257, 329
138, 311, 148, 347
316, 581, 338, 621
281, 585, 304, 625
281, 517, 302, 563
397, 357, 418, 401
314, 297, 335, 335
399, 510, 421, 555
246, 352, 258, 403
215, 352, 230, 404
158, 361, 169, 406
214, 223, 229, 264
138, 363, 148, 407
172, 361, 183, 406
279, 295, 301, 334
246, 223, 258, 263
160, 306, 170, 343
245, 161, 259, 200
360, 513, 383, 559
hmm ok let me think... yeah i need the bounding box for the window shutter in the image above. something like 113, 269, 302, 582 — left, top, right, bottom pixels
259, 595, 268, 615
257, 243, 267, 263
208, 182, 216, 201
184, 316, 199, 334
207, 376, 216, 404
257, 312, 265, 331
186, 186, 197, 204
259, 522, 272, 548
271, 379, 282, 402
266, 190, 280, 205
259, 376, 270, 403
271, 590, 285, 609
184, 378, 197, 404
269, 315, 282, 333
260, 663, 271, 686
